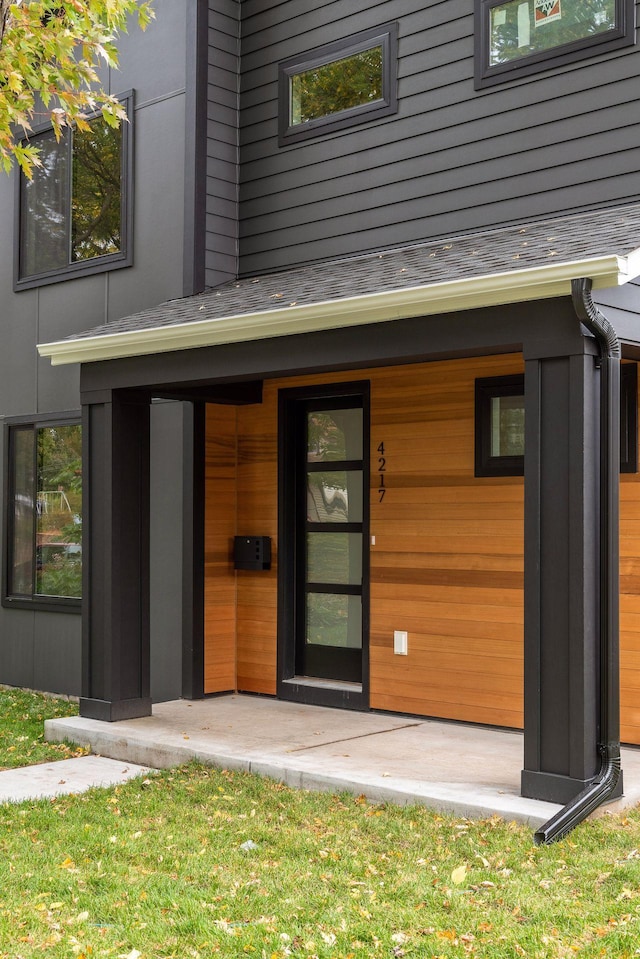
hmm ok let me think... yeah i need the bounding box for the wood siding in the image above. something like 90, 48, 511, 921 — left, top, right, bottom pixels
205, 354, 640, 742
368, 356, 524, 727
204, 404, 237, 693
207, 0, 240, 289
620, 361, 640, 745
236, 0, 640, 276
206, 354, 525, 726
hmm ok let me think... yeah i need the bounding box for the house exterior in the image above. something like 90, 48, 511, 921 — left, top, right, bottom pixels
3, 0, 640, 818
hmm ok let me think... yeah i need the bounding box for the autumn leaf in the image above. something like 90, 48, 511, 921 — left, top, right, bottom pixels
451, 864, 468, 885
0, 0, 155, 175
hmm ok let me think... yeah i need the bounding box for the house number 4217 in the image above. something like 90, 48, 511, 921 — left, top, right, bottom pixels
377, 442, 386, 503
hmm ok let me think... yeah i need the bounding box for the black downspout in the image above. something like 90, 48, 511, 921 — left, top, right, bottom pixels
534, 277, 622, 845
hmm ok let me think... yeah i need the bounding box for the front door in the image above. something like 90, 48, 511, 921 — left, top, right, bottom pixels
279, 384, 369, 705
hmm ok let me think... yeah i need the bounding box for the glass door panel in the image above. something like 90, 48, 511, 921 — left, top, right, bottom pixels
296, 398, 366, 684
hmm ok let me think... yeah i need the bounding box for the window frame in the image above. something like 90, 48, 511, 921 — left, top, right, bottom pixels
620, 362, 638, 474
278, 23, 398, 146
14, 90, 134, 291
475, 374, 525, 477
475, 368, 638, 477
474, 0, 635, 89
3, 411, 82, 612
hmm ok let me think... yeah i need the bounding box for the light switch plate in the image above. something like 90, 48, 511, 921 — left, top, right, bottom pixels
393, 630, 408, 655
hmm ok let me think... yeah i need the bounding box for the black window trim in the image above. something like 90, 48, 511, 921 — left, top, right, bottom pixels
3, 410, 82, 613
620, 362, 638, 474
475, 368, 638, 477
475, 374, 525, 477
14, 89, 135, 291
278, 23, 398, 146
474, 0, 635, 89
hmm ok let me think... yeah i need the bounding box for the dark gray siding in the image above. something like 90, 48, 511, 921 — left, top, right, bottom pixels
149, 401, 185, 704
207, 0, 240, 288
237, 0, 640, 275
595, 278, 640, 346
0, 0, 190, 698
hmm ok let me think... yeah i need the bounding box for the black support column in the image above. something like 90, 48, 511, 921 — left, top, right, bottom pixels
522, 336, 622, 803
80, 390, 152, 721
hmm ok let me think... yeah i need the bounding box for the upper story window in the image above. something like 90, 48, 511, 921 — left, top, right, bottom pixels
278, 24, 398, 146
15, 91, 134, 289
475, 0, 635, 88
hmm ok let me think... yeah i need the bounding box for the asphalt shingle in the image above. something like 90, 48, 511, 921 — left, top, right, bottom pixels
66, 202, 640, 342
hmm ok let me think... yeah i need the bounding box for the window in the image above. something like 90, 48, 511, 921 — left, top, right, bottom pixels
16, 91, 133, 288
278, 24, 398, 145
475, 367, 638, 476
620, 363, 638, 473
475, 375, 525, 477
475, 0, 634, 87
4, 416, 82, 609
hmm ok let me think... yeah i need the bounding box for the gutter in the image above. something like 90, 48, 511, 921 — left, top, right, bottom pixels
534, 277, 622, 845
37, 254, 632, 367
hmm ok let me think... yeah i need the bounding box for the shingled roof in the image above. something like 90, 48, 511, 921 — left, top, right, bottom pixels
38, 203, 640, 366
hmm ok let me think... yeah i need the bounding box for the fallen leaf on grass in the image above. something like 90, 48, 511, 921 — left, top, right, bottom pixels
391, 933, 409, 944
451, 864, 468, 885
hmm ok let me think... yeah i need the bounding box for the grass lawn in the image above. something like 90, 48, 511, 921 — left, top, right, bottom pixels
0, 687, 85, 769
0, 692, 640, 957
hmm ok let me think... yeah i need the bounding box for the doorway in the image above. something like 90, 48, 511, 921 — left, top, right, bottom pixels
278, 383, 369, 708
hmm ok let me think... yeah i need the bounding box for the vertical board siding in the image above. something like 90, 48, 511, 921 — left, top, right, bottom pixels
207, 354, 525, 723
619, 361, 640, 744
236, 0, 640, 275
204, 404, 237, 693
207, 0, 240, 288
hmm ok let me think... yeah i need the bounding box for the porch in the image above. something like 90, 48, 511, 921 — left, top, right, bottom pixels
44, 694, 640, 829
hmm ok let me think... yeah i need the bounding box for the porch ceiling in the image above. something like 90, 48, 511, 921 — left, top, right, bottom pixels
38, 202, 640, 367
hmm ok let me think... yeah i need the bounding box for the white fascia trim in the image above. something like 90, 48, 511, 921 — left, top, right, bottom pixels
37, 254, 631, 366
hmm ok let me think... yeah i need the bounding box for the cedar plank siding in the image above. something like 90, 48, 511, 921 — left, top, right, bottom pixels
620, 361, 640, 745
206, 0, 239, 288
204, 405, 238, 693
205, 355, 640, 740
205, 354, 526, 727
234, 0, 640, 276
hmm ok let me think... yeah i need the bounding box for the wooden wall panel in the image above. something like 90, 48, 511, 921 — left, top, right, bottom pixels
619, 364, 640, 744
368, 355, 524, 728
226, 356, 525, 721
235, 395, 279, 693
204, 404, 238, 693
206, 355, 640, 742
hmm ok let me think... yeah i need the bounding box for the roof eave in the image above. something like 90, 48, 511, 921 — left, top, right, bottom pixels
37, 255, 630, 367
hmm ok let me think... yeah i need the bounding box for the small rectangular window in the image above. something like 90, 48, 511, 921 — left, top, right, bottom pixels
475, 0, 634, 88
621, 362, 638, 474
16, 92, 134, 288
475, 375, 525, 477
279, 24, 398, 145
4, 417, 82, 609
475, 367, 638, 476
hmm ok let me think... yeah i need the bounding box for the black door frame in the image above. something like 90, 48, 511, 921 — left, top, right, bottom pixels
277, 380, 370, 710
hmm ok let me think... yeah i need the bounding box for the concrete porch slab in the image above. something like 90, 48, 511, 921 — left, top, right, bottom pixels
45, 695, 640, 828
